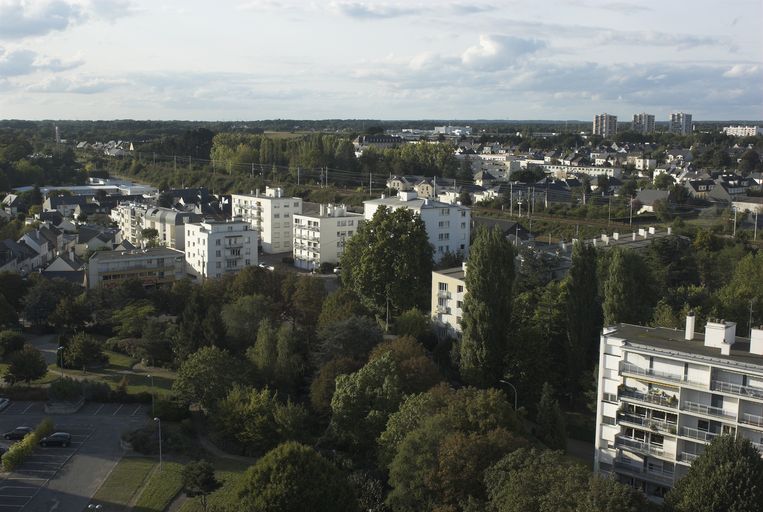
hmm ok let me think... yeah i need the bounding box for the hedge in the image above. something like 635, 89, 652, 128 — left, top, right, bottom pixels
1, 417, 55, 472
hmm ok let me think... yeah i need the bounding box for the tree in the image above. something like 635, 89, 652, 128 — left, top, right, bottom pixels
172, 346, 244, 410
182, 460, 220, 512
314, 315, 382, 366
535, 382, 566, 450
0, 330, 25, 357
341, 206, 433, 316
141, 227, 159, 247
393, 308, 433, 343
237, 442, 357, 512
564, 241, 601, 393
460, 226, 515, 387
5, 345, 47, 384
316, 288, 368, 330
0, 294, 18, 329
222, 294, 275, 353
63, 332, 108, 369
286, 276, 326, 333
665, 435, 763, 512
367, 336, 442, 394
22, 277, 75, 328
309, 357, 362, 414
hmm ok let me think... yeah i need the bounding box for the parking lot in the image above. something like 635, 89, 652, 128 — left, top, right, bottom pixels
0, 401, 149, 512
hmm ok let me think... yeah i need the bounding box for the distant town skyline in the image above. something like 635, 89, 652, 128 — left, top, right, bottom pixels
0, 0, 761, 121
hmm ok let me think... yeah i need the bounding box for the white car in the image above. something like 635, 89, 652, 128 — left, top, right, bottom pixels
0, 398, 10, 411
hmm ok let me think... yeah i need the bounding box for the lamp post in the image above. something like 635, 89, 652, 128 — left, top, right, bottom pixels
57, 346, 64, 378
154, 417, 162, 472
147, 374, 155, 417
498, 379, 518, 411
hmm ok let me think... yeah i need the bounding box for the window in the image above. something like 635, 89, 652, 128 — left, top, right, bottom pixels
461, 211, 466, 217
438, 282, 448, 291
216, 239, 221, 246
215, 250, 221, 257
245, 259, 250, 265
348, 220, 354, 226
294, 201, 299, 207
274, 214, 280, 219
216, 262, 221, 268
456, 300, 463, 308
457, 285, 463, 293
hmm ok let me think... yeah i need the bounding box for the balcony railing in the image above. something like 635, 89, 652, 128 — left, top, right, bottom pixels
682, 400, 736, 420
437, 291, 451, 299
711, 380, 763, 400
614, 460, 675, 485
615, 435, 667, 458
679, 426, 720, 442
618, 414, 677, 434
619, 389, 678, 409
739, 412, 763, 428
678, 452, 700, 463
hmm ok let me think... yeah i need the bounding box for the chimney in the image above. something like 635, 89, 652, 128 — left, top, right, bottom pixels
751, 327, 763, 356
685, 311, 696, 340
705, 319, 737, 355
612, 232, 619, 240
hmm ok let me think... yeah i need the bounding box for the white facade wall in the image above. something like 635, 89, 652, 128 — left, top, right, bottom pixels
231, 188, 302, 254
723, 126, 763, 137
184, 219, 257, 280
431, 266, 466, 336
292, 205, 362, 270
363, 192, 471, 262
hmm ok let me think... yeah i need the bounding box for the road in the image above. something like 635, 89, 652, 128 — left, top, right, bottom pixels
0, 401, 149, 512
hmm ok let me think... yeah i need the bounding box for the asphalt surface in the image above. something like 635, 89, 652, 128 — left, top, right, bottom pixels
0, 401, 149, 512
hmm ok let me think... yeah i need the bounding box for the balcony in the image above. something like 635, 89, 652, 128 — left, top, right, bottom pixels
615, 435, 668, 458
618, 414, 677, 435
620, 362, 705, 387
679, 426, 720, 443
678, 452, 700, 464
739, 412, 763, 428
614, 460, 675, 485
682, 400, 736, 420
710, 380, 763, 401
619, 388, 678, 409
437, 291, 451, 299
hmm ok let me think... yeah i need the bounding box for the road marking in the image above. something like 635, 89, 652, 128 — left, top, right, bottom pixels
21, 403, 34, 414
112, 404, 124, 416
131, 405, 142, 416
94, 404, 105, 416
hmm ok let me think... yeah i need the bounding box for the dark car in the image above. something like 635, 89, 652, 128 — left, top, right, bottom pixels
3, 426, 32, 440
39, 432, 71, 447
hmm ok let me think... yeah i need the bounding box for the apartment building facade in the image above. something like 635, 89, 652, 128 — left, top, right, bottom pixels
231, 188, 302, 254
363, 191, 471, 262
87, 247, 185, 289
723, 125, 763, 137
593, 113, 618, 138
431, 264, 466, 337
670, 112, 693, 135
184, 219, 257, 280
292, 204, 363, 270
111, 203, 201, 250
594, 315, 763, 501
632, 113, 655, 134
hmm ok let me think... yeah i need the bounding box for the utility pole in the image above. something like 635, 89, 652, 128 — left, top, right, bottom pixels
510, 181, 513, 216
369, 172, 372, 196
733, 207, 738, 237
608, 196, 611, 226
629, 196, 633, 226
750, 299, 756, 337
297, 166, 300, 185
755, 210, 759, 241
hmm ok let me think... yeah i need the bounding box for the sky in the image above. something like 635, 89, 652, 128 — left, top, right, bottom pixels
0, 0, 761, 121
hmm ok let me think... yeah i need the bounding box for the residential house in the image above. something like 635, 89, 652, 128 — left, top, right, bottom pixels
231, 188, 302, 254
292, 204, 363, 270
184, 218, 258, 280
686, 180, 715, 199
709, 175, 751, 203
431, 264, 467, 338
635, 190, 670, 214
1, 194, 23, 215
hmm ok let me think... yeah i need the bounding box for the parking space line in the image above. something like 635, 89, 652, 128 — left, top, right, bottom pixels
112, 404, 124, 416
131, 405, 142, 416
21, 403, 33, 414
94, 403, 105, 415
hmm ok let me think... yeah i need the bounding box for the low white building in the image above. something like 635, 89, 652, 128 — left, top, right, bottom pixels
363, 191, 471, 261
722, 126, 762, 137
595, 315, 763, 501
292, 204, 363, 271
231, 187, 302, 254
184, 218, 258, 280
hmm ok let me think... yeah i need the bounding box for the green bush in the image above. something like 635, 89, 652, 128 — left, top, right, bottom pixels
48, 377, 83, 401
0, 330, 25, 357
2, 417, 55, 471
154, 397, 190, 422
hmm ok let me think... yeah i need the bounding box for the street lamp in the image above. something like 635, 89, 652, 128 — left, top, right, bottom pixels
57, 346, 64, 378
147, 374, 155, 417
154, 417, 162, 472
498, 379, 518, 411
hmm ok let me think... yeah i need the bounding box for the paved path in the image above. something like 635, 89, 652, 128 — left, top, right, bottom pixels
24, 334, 59, 365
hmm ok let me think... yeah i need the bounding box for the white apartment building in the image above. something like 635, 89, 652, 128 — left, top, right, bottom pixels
431, 264, 466, 337
292, 204, 363, 271
111, 203, 201, 250
363, 191, 471, 262
723, 126, 763, 137
87, 247, 185, 289
595, 314, 763, 501
231, 187, 303, 254
632, 113, 655, 134
184, 219, 258, 280
670, 112, 693, 135
593, 113, 618, 138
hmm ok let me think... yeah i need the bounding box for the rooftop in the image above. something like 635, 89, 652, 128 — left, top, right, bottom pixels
610, 323, 763, 368
89, 247, 184, 262
433, 266, 465, 281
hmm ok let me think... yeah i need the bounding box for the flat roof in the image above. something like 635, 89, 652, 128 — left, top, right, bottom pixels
610, 323, 763, 367
365, 196, 461, 210
90, 247, 184, 261
433, 266, 465, 280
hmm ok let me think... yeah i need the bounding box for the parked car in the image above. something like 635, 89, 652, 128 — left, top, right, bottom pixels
0, 397, 10, 411
3, 426, 32, 440
39, 432, 71, 447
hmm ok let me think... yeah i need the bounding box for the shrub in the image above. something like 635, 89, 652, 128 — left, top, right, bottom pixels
81, 380, 112, 402
153, 398, 190, 422
48, 377, 84, 401
0, 330, 25, 357
2, 417, 55, 471
122, 427, 158, 454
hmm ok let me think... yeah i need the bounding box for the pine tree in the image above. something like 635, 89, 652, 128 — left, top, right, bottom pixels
460, 226, 515, 387
535, 382, 566, 450
603, 248, 629, 325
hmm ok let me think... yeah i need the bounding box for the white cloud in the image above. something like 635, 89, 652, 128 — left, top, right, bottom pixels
0, 46, 83, 76
461, 34, 545, 70
26, 74, 127, 93
723, 64, 760, 77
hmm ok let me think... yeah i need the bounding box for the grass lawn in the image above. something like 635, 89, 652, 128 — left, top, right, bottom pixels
91, 456, 156, 511
133, 461, 185, 512
178, 457, 251, 512
50, 351, 177, 397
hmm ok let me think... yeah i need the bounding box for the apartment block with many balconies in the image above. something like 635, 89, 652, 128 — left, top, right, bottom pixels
184, 218, 257, 280
431, 264, 467, 337
231, 187, 302, 254
292, 204, 363, 271
595, 314, 763, 501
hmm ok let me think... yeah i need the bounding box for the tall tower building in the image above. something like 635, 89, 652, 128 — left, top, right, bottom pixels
632, 113, 655, 134
670, 113, 693, 135
593, 113, 618, 138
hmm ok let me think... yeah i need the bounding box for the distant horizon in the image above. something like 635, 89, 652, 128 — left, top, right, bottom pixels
3, 118, 763, 125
